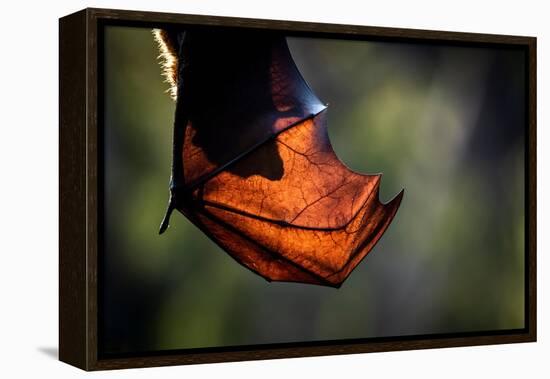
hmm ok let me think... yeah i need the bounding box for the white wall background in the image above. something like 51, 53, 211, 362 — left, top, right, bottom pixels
0, 0, 547, 377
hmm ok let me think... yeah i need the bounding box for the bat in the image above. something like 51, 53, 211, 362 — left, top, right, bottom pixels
153, 28, 403, 288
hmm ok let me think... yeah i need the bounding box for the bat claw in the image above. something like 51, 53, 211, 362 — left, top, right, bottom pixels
159, 200, 175, 234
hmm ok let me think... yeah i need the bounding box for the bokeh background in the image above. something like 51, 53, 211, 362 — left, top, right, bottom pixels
101, 26, 526, 355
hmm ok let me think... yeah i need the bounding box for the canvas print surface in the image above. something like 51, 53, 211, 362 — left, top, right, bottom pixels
100, 24, 526, 356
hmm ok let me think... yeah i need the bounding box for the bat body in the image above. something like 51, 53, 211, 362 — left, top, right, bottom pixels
155, 29, 403, 287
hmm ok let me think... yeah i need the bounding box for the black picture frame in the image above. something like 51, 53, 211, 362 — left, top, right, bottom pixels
59, 7, 537, 371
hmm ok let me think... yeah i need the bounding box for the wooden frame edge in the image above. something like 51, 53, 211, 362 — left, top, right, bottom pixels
527, 37, 536, 343
58, 7, 537, 371
92, 333, 535, 370
59, 9, 88, 370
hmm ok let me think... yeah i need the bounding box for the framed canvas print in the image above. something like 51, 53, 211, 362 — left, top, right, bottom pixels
59, 8, 536, 371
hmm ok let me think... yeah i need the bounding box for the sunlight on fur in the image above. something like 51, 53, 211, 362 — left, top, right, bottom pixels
152, 29, 179, 100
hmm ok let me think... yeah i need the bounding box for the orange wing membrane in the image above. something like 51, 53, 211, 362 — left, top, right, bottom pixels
156, 29, 403, 287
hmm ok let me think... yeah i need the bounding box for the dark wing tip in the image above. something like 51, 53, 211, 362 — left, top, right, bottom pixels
159, 201, 175, 235
386, 188, 405, 208
158, 221, 169, 235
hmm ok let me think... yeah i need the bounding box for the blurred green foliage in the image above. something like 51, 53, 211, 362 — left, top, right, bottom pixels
102, 27, 525, 354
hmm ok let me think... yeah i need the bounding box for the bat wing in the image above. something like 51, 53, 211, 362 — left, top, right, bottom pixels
156, 29, 403, 287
